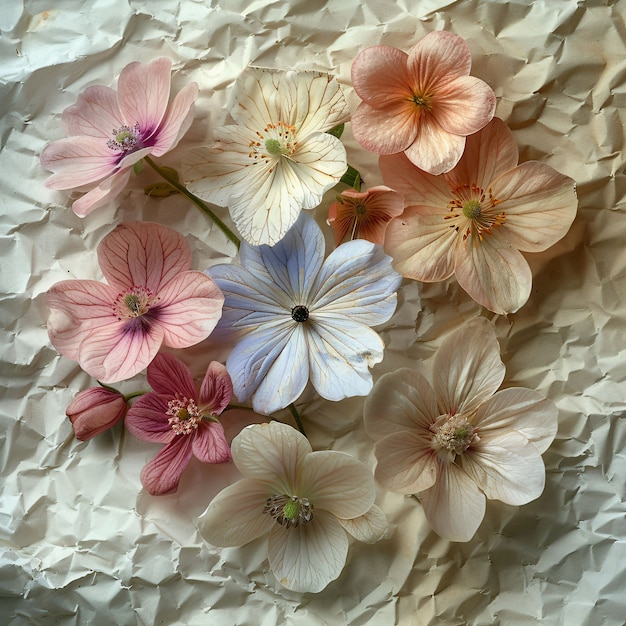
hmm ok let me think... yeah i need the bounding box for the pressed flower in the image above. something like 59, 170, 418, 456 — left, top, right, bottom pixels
66, 386, 128, 440
198, 421, 387, 592
125, 353, 232, 495
183, 67, 350, 246
46, 221, 224, 383
41, 58, 198, 217
327, 185, 404, 247
351, 31, 496, 175
381, 117, 578, 314
207, 214, 401, 415
364, 317, 558, 542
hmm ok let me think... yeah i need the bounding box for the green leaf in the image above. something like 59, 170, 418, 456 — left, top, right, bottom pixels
327, 123, 345, 139
340, 165, 362, 191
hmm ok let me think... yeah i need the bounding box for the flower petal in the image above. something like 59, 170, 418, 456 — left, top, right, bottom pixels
474, 388, 558, 454
146, 352, 196, 398
71, 169, 132, 217
193, 421, 232, 463
267, 510, 349, 593
198, 478, 275, 547
495, 161, 578, 252
420, 462, 486, 542
140, 435, 194, 495
230, 422, 312, 492
454, 231, 533, 314
62, 85, 123, 138
364, 368, 439, 439
337, 504, 388, 544
373, 431, 439, 494
117, 58, 172, 136
433, 317, 505, 416
124, 393, 175, 443
199, 361, 233, 415
150, 82, 198, 156
461, 431, 547, 505
407, 30, 472, 84
299, 450, 375, 519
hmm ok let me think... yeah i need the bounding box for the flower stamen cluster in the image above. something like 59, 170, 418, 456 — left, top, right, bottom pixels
264, 494, 315, 528
166, 396, 202, 435
107, 123, 142, 153
114, 285, 155, 320
430, 413, 478, 462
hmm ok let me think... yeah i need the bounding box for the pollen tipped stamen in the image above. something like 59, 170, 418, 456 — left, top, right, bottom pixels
248, 120, 298, 165
166, 396, 202, 435
430, 414, 478, 462
446, 184, 506, 243
107, 123, 142, 153
113, 285, 155, 320
264, 494, 314, 528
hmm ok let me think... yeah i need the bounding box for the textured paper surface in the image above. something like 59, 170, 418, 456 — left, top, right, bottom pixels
1, 0, 625, 624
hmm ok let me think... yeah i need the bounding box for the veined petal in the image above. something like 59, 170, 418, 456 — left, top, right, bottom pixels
146, 352, 196, 398
231, 422, 312, 493
373, 431, 439, 494
151, 82, 198, 156
140, 434, 194, 495
299, 451, 375, 519
199, 361, 233, 415
193, 421, 231, 463
364, 369, 439, 439
454, 232, 532, 314
124, 393, 176, 443
62, 85, 122, 138
433, 317, 505, 416
310, 238, 401, 325
72, 169, 132, 218
337, 505, 388, 543
41, 136, 119, 189
407, 31, 472, 85
495, 162, 578, 252
461, 431, 546, 505
267, 510, 349, 593
198, 478, 275, 547
420, 462, 486, 542
117, 58, 171, 135
97, 221, 192, 292
232, 67, 282, 130
433, 75, 496, 136
474, 388, 558, 454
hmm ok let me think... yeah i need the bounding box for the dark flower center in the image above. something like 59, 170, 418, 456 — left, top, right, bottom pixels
264, 494, 314, 528
291, 305, 309, 322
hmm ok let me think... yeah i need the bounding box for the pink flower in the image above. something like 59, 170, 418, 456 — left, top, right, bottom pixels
364, 318, 558, 542
125, 353, 232, 496
41, 58, 198, 217
327, 185, 404, 247
66, 386, 128, 440
350, 31, 496, 175
381, 118, 578, 314
46, 221, 224, 383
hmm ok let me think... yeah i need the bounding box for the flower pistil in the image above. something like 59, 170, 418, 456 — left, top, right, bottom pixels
114, 286, 155, 320
264, 494, 315, 528
166, 396, 202, 435
430, 413, 478, 462
107, 123, 142, 153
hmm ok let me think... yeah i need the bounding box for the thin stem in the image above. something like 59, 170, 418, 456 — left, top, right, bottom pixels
288, 403, 307, 438
144, 155, 240, 248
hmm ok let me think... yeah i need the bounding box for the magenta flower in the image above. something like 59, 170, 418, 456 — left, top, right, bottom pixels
46, 221, 224, 383
66, 386, 128, 440
41, 58, 198, 217
350, 31, 496, 175
125, 352, 232, 495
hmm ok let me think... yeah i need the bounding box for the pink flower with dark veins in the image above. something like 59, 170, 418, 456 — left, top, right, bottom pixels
66, 386, 128, 440
41, 58, 198, 216
46, 221, 224, 383
125, 352, 233, 496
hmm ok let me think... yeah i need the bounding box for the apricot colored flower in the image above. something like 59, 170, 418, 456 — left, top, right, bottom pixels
66, 386, 128, 440
125, 353, 232, 495
327, 185, 404, 247
41, 58, 198, 217
198, 421, 387, 592
184, 68, 349, 246
364, 317, 558, 542
351, 31, 496, 175
381, 117, 578, 314
46, 221, 224, 383
207, 214, 401, 415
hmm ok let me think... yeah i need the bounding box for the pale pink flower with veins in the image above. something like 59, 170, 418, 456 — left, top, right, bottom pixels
125, 352, 232, 496
41, 58, 198, 216
66, 386, 128, 440
351, 31, 496, 175
46, 221, 224, 383
364, 317, 558, 542
326, 185, 404, 247
381, 117, 578, 314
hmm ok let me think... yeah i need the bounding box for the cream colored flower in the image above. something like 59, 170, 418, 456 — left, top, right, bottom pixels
184, 68, 349, 246
198, 421, 387, 592
364, 317, 558, 542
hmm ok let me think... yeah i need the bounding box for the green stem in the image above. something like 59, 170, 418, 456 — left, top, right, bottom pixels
288, 403, 307, 438
144, 155, 241, 249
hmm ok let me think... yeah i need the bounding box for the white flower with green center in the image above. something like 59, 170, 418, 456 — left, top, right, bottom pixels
198, 421, 387, 593
183, 67, 350, 246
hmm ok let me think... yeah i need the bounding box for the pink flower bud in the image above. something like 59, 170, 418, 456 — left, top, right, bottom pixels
66, 387, 128, 440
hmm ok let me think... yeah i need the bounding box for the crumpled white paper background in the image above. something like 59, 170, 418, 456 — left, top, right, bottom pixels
1, 0, 625, 624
